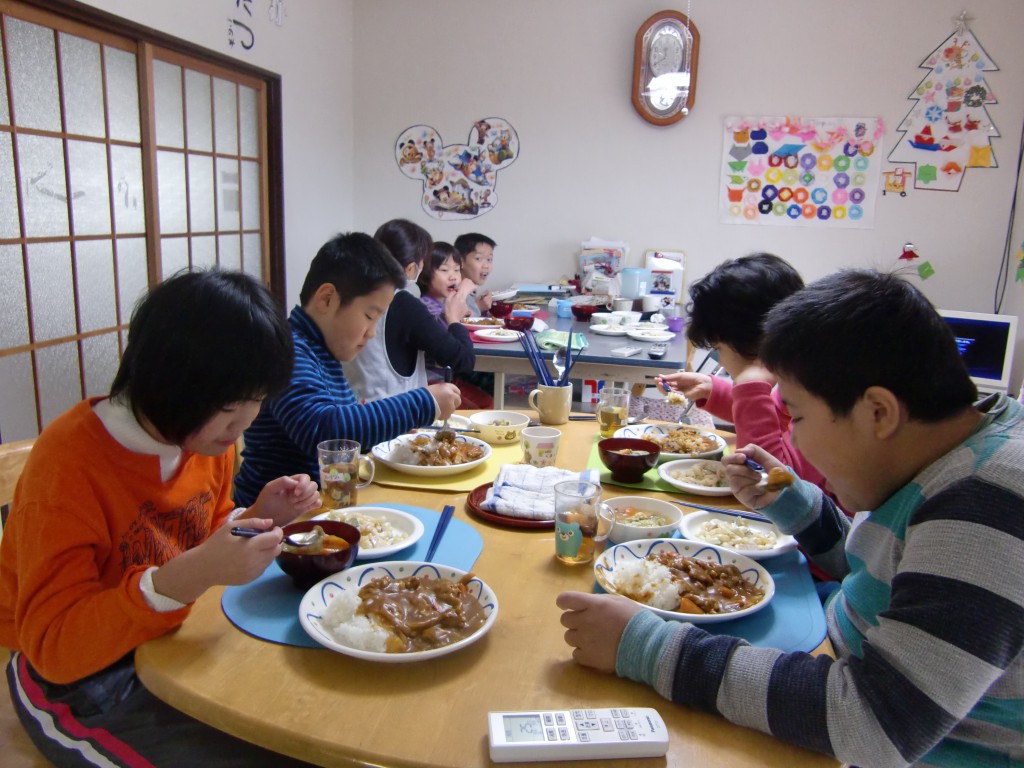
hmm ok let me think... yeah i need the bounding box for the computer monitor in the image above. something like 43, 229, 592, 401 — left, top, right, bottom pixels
937, 309, 1018, 394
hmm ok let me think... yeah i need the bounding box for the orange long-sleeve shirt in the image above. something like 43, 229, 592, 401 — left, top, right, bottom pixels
0, 399, 235, 683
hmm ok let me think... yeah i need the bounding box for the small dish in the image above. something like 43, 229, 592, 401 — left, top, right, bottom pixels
469, 410, 530, 444
299, 561, 498, 662
276, 519, 361, 589
462, 317, 504, 329
312, 506, 424, 560
597, 437, 661, 483
594, 539, 775, 624
465, 482, 554, 529
371, 434, 491, 477
603, 496, 681, 544
626, 329, 676, 343
474, 327, 522, 342
658, 459, 734, 497
625, 322, 669, 332
679, 510, 797, 560
590, 324, 629, 336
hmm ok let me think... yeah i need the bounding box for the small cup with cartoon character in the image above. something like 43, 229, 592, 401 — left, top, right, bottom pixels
520, 426, 561, 468
553, 480, 612, 566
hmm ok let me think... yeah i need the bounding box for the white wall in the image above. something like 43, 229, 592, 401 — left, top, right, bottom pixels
73, 1, 1024, 393
352, 0, 1024, 392
80, 0, 357, 303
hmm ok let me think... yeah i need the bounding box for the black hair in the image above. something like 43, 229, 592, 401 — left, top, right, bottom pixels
686, 253, 804, 358
298, 232, 405, 306
109, 269, 293, 444
453, 232, 496, 261
760, 269, 978, 420
374, 218, 432, 269
417, 241, 460, 295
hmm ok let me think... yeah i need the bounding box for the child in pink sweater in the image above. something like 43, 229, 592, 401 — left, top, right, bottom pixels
658, 253, 825, 492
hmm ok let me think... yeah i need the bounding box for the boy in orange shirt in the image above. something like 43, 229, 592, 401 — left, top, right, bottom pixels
1, 269, 320, 766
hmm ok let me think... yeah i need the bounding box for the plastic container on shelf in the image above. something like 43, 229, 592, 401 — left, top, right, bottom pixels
619, 268, 652, 299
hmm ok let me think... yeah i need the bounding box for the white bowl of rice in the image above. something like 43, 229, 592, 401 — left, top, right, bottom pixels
315, 506, 424, 560
299, 561, 498, 662
658, 459, 734, 497
679, 510, 797, 560
594, 539, 774, 623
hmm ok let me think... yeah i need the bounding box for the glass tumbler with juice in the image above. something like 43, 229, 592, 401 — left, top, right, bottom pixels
598, 387, 630, 438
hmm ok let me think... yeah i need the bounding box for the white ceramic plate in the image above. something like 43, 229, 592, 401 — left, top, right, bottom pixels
511, 305, 542, 314
429, 415, 472, 430
312, 506, 424, 560
658, 459, 734, 497
626, 329, 676, 342
371, 434, 491, 476
613, 424, 726, 463
474, 327, 522, 342
679, 510, 797, 561
590, 324, 628, 336
594, 539, 774, 623
625, 322, 669, 332
461, 317, 504, 329
299, 561, 498, 662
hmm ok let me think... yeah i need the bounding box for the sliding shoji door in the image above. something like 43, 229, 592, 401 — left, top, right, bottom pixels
0, 1, 280, 442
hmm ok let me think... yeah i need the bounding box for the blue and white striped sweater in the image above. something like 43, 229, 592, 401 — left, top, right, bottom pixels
233, 307, 437, 506
619, 394, 1023, 766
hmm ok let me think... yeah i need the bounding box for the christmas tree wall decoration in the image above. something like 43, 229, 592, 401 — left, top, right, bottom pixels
888, 11, 1000, 192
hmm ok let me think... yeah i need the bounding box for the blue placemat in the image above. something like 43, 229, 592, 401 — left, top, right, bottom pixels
596, 549, 827, 653
221, 504, 484, 648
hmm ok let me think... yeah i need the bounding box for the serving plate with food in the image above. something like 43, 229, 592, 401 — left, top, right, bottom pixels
299, 561, 498, 662
371, 434, 490, 476
657, 459, 733, 497
679, 510, 797, 560
461, 317, 505, 329
473, 327, 523, 342
613, 424, 726, 463
590, 324, 629, 336
594, 539, 774, 623
624, 321, 668, 332
314, 506, 424, 560
626, 329, 676, 343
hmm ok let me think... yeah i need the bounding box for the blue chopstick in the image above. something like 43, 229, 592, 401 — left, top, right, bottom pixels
425, 504, 456, 562
670, 500, 773, 524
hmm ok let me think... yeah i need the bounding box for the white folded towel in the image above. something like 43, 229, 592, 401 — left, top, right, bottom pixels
481, 465, 602, 520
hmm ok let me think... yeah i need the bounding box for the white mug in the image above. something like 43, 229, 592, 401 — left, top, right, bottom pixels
528, 383, 573, 425
611, 297, 634, 311
641, 294, 662, 312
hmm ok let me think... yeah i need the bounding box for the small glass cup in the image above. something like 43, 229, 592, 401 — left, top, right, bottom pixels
317, 439, 374, 509
597, 387, 630, 438
553, 480, 607, 566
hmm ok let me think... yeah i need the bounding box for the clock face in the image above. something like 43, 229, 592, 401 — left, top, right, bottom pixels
631, 10, 699, 125
648, 27, 684, 76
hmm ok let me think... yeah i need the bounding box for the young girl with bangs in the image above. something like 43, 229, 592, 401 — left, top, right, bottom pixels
0, 269, 320, 767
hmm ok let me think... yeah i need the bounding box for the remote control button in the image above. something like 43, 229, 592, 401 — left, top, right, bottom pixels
543, 713, 553, 726
555, 713, 566, 726
558, 727, 569, 740
546, 727, 556, 741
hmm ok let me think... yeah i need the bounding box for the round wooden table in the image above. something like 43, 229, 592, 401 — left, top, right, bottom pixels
135, 415, 838, 768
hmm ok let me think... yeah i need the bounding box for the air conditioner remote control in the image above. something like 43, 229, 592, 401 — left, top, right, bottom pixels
488, 707, 669, 762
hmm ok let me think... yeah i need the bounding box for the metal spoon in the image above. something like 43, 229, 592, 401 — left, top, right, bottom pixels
552, 345, 568, 383
437, 366, 457, 443
231, 526, 324, 549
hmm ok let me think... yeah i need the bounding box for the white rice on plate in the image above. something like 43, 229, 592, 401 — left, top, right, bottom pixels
320, 590, 390, 652
609, 558, 680, 611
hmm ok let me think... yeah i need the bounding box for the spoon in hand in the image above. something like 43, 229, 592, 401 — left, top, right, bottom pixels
743, 458, 796, 492
231, 525, 325, 550
436, 366, 457, 443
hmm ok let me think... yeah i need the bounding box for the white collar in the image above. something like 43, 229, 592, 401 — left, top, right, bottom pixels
93, 397, 182, 482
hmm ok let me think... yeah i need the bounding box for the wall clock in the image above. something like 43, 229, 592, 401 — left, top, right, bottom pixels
631, 10, 700, 126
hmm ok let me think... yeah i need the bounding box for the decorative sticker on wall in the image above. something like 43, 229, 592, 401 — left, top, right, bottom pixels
887, 12, 999, 192
719, 116, 885, 229
396, 118, 519, 220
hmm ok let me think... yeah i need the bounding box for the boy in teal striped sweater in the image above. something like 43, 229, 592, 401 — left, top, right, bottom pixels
559, 270, 1022, 767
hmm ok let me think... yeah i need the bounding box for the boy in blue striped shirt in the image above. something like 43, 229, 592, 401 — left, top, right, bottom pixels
234, 233, 462, 506
559, 270, 1022, 767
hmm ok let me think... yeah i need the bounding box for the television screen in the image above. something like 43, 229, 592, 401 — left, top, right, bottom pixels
940, 312, 1015, 389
